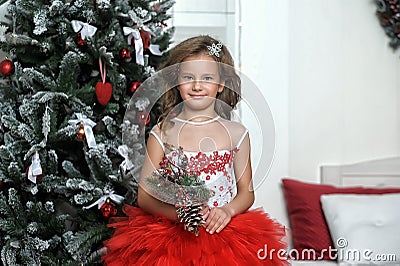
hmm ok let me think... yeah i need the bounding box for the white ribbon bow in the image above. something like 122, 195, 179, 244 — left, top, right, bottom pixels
118, 145, 134, 172
83, 191, 124, 209
149, 44, 162, 56
68, 113, 97, 148
138, 26, 162, 56
123, 26, 144, 65
71, 20, 97, 40
28, 151, 42, 184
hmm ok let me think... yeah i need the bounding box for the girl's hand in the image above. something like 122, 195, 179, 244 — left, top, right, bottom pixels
205, 205, 233, 234
200, 205, 210, 220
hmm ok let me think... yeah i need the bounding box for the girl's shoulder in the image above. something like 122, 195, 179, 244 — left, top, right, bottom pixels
150, 123, 162, 135
218, 118, 249, 147
149, 121, 176, 148
218, 117, 248, 134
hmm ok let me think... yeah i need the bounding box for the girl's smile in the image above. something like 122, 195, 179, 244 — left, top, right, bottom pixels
189, 94, 207, 99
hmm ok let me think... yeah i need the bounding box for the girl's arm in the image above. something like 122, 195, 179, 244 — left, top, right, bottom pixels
137, 133, 179, 221
225, 132, 255, 215
205, 132, 254, 234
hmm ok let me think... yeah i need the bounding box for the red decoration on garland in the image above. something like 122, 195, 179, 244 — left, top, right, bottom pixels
137, 109, 150, 126
0, 180, 4, 187
0, 58, 15, 76
95, 58, 112, 106
140, 30, 151, 50
100, 198, 117, 218
95, 82, 113, 106
76, 32, 85, 46
120, 48, 131, 60
130, 81, 141, 93
76, 123, 85, 140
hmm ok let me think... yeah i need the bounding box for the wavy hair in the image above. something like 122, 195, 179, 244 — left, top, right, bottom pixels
158, 35, 241, 128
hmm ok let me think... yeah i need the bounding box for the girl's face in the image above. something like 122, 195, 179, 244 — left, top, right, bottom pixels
178, 53, 224, 112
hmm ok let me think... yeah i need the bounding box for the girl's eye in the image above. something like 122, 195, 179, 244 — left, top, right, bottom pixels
182, 75, 194, 80
203, 76, 213, 81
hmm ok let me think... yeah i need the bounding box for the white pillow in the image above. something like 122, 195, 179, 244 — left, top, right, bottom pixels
320, 193, 400, 265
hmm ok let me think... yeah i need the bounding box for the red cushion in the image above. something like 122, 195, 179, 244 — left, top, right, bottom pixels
282, 178, 400, 260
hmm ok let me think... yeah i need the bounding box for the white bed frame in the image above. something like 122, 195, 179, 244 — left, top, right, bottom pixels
320, 157, 400, 187
291, 157, 400, 266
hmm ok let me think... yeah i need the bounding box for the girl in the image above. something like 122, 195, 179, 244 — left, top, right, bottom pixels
103, 35, 287, 265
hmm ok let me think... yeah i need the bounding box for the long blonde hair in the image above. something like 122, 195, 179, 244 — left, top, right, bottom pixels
158, 35, 241, 128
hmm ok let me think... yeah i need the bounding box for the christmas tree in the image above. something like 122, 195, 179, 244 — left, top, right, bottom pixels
0, 0, 174, 264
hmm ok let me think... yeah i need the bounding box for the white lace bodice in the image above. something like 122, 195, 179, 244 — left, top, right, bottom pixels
149, 116, 248, 208
164, 148, 238, 208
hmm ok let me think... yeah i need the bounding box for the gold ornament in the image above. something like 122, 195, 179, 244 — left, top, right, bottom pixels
77, 123, 85, 140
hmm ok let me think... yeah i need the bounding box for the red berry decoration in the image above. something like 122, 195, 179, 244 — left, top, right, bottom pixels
130, 81, 141, 93
120, 48, 131, 60
95, 81, 113, 106
100, 198, 117, 218
0, 59, 15, 76
76, 32, 85, 46
136, 109, 150, 126
0, 180, 4, 187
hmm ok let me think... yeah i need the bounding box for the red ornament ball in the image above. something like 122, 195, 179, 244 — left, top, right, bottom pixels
0, 180, 4, 187
100, 198, 117, 218
76, 33, 85, 46
120, 48, 131, 59
130, 81, 142, 93
0, 59, 15, 76
136, 110, 150, 126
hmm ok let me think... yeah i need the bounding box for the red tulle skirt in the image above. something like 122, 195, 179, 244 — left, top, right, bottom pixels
102, 205, 288, 266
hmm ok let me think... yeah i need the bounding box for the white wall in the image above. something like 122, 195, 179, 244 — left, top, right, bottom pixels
240, 0, 290, 225
288, 1, 400, 180
240, 0, 400, 228
170, 0, 237, 59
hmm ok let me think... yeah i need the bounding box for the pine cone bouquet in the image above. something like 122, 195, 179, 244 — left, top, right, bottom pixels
176, 204, 205, 236
143, 144, 214, 236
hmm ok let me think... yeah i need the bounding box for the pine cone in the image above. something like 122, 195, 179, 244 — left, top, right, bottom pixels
176, 205, 205, 236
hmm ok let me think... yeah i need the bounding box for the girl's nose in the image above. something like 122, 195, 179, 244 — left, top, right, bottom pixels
193, 80, 201, 91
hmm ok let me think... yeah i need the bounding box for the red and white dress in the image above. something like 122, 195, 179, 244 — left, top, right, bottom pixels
103, 116, 288, 266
